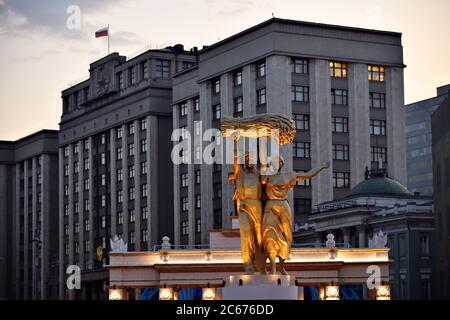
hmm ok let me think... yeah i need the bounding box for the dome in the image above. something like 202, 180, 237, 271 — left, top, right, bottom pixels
349, 173, 413, 197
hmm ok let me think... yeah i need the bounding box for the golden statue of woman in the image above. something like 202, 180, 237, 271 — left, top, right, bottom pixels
261, 156, 329, 274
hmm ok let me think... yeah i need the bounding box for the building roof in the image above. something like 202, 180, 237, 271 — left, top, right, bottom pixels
349, 173, 413, 197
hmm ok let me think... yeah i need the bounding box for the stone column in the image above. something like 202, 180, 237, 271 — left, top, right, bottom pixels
242, 64, 256, 115
23, 160, 29, 299
348, 63, 371, 187
31, 157, 37, 299
110, 131, 117, 238
357, 225, 367, 248
58, 148, 64, 299
187, 99, 196, 243
88, 137, 94, 270
14, 163, 21, 299
147, 115, 158, 247
173, 105, 181, 245
342, 227, 352, 248
68, 144, 75, 300
309, 59, 333, 205
121, 128, 129, 244
134, 119, 141, 249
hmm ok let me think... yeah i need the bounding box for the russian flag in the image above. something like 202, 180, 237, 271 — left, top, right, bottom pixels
95, 26, 109, 38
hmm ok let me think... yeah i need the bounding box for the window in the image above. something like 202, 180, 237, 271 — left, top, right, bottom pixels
118, 72, 125, 89
257, 88, 266, 105
129, 66, 136, 85
214, 183, 222, 199
330, 61, 347, 78
294, 142, 310, 158
291, 86, 309, 102
213, 79, 220, 94
74, 181, 79, 193
370, 120, 386, 136
141, 139, 147, 153
295, 171, 311, 186
100, 134, 106, 145
84, 158, 89, 170
371, 147, 387, 163
195, 194, 201, 208
194, 121, 201, 136
64, 164, 69, 177
234, 96, 243, 114
294, 114, 309, 131
64, 184, 69, 196
117, 190, 123, 203
129, 187, 135, 200
117, 212, 123, 225
129, 231, 135, 244
181, 173, 188, 188
73, 162, 79, 175
421, 277, 431, 300
142, 229, 148, 243
84, 139, 90, 151
332, 144, 349, 160
213, 163, 222, 173
101, 195, 106, 207
181, 197, 188, 211
196, 218, 201, 233
181, 221, 189, 236
128, 143, 135, 156
129, 165, 135, 178
100, 152, 106, 165
234, 70, 242, 86
74, 242, 79, 254
194, 98, 200, 112
84, 240, 90, 253
129, 209, 135, 222
156, 59, 170, 79
74, 221, 79, 233
64, 224, 69, 236
332, 117, 349, 133
195, 170, 201, 184
292, 58, 308, 74
129, 123, 135, 135
141, 118, 147, 131
370, 92, 386, 109
65, 244, 69, 256
84, 219, 90, 232
214, 104, 221, 120
117, 168, 123, 182
141, 162, 147, 175
100, 174, 106, 186
142, 206, 148, 220
333, 172, 350, 188
256, 61, 266, 77
368, 65, 385, 82
117, 147, 122, 160
64, 204, 69, 216
420, 234, 430, 256
84, 199, 89, 212
141, 184, 148, 197
294, 198, 312, 215
141, 61, 148, 79
182, 61, 195, 70
331, 89, 348, 105
180, 103, 188, 117
74, 142, 79, 154
116, 127, 123, 139
64, 146, 69, 157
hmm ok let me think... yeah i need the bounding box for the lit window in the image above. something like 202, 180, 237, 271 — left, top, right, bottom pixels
330, 61, 347, 78
180, 102, 188, 117
368, 65, 385, 82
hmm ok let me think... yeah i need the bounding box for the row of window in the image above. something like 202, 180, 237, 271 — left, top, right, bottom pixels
117, 59, 173, 90
181, 218, 202, 236
293, 142, 386, 161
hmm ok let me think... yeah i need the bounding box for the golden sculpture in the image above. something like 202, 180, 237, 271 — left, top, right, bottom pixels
261, 156, 329, 274
221, 114, 329, 275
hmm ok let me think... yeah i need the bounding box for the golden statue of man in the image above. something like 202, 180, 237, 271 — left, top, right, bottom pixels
228, 142, 263, 275
261, 156, 329, 274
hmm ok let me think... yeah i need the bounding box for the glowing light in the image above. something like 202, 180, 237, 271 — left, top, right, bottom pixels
202, 288, 216, 300
325, 285, 340, 300
159, 287, 174, 300
376, 284, 391, 300
109, 288, 123, 300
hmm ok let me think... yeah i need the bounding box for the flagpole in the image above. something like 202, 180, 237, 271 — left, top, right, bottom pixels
108, 24, 110, 54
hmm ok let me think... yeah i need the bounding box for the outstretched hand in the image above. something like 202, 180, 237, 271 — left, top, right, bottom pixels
321, 161, 330, 169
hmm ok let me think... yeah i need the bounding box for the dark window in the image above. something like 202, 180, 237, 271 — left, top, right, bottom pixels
370, 92, 386, 109
257, 88, 266, 105
214, 104, 221, 120
370, 119, 386, 136
330, 61, 347, 78
332, 144, 349, 160
234, 70, 242, 86
368, 65, 385, 81
291, 86, 309, 102
292, 58, 308, 74
213, 183, 222, 199
294, 198, 312, 215
333, 172, 350, 188
293, 114, 309, 131
180, 102, 188, 117
195, 170, 201, 184
331, 89, 348, 105
180, 173, 188, 188
141, 61, 148, 79
234, 96, 243, 114
196, 219, 201, 233
156, 59, 170, 79
332, 117, 349, 133
181, 221, 189, 236
194, 98, 200, 112
182, 61, 195, 70
294, 142, 310, 158
256, 61, 266, 77
371, 146, 387, 162
129, 66, 136, 86
213, 79, 220, 94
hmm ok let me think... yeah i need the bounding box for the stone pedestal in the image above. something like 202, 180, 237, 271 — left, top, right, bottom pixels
222, 274, 299, 300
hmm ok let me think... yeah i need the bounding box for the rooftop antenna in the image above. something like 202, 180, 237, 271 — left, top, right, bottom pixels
272, 12, 275, 18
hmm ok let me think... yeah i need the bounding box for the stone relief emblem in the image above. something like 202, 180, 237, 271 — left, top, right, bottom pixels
96, 64, 111, 96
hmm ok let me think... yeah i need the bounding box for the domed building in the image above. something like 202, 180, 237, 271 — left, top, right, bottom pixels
295, 167, 434, 300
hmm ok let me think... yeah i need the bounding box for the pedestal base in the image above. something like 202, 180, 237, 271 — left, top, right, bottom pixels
222, 274, 299, 300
